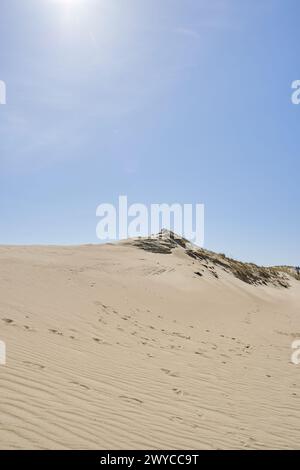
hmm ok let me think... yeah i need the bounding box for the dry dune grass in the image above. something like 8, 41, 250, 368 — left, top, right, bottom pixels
0, 236, 300, 449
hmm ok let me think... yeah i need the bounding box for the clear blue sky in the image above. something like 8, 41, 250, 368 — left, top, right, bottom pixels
0, 0, 299, 266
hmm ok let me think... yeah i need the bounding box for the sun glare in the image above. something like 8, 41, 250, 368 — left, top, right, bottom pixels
50, 0, 84, 23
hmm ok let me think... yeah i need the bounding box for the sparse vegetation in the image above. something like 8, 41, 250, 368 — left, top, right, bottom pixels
131, 230, 295, 288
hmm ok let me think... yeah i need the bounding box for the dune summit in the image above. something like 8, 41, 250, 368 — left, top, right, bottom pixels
0, 233, 300, 449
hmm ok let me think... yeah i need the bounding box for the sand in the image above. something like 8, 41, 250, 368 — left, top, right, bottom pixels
0, 240, 300, 449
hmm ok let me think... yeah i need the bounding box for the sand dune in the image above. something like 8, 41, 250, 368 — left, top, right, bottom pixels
0, 236, 300, 449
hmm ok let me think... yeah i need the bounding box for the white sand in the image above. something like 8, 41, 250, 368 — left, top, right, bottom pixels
0, 241, 300, 449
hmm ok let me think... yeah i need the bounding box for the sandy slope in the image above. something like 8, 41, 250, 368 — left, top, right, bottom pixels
0, 241, 300, 449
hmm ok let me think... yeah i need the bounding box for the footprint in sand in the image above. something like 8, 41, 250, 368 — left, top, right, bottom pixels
93, 337, 109, 345
70, 381, 90, 390
169, 416, 183, 422
172, 388, 184, 396
161, 368, 180, 378
121, 315, 132, 321
23, 325, 35, 332
195, 351, 210, 359
48, 329, 63, 336
119, 395, 143, 405
23, 361, 45, 370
